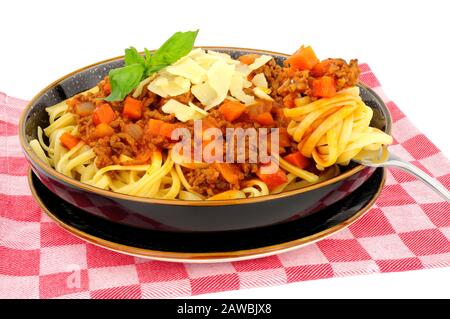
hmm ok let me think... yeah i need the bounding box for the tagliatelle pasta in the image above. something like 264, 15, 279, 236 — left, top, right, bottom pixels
29, 37, 392, 200
285, 87, 393, 170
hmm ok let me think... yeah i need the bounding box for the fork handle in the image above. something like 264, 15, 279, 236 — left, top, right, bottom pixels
386, 153, 450, 202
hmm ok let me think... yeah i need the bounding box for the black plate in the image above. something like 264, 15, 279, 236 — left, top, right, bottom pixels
30, 168, 385, 262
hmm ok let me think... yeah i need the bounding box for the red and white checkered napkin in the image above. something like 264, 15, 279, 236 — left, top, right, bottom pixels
1, 64, 450, 299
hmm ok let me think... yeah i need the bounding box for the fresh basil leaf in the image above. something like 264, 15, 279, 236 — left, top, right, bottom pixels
104, 64, 144, 101
104, 30, 199, 101
144, 48, 152, 68
145, 63, 169, 76
124, 47, 145, 66
147, 30, 199, 74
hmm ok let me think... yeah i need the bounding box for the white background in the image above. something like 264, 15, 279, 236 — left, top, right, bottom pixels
1, 0, 449, 298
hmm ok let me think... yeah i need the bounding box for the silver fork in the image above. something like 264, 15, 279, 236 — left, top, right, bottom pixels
353, 147, 450, 202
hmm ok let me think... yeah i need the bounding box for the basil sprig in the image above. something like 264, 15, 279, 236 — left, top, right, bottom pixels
104, 30, 199, 102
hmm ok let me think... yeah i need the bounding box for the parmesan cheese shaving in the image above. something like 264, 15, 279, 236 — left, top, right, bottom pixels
229, 73, 255, 105
252, 73, 268, 88
204, 60, 235, 110
162, 99, 206, 122
148, 74, 191, 97
235, 63, 252, 77
195, 54, 219, 70
248, 55, 272, 70
253, 87, 274, 101
188, 48, 206, 59
225, 95, 239, 102
188, 102, 208, 116
132, 74, 156, 98
191, 82, 217, 106
207, 50, 240, 64
148, 49, 274, 110
166, 57, 206, 84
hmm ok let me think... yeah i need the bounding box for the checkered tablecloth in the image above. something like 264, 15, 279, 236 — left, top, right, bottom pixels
1, 64, 449, 299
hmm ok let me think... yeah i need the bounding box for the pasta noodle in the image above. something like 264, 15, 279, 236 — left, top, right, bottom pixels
285, 87, 393, 170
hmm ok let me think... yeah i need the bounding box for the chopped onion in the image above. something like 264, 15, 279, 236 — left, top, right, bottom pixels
124, 123, 143, 140
75, 102, 94, 116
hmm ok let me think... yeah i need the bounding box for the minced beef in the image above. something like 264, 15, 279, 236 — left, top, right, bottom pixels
184, 166, 235, 196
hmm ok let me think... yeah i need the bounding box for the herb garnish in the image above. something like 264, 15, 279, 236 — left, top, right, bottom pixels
104, 30, 199, 102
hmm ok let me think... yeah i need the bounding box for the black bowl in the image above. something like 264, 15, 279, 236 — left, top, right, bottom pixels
19, 47, 392, 232
28, 168, 385, 262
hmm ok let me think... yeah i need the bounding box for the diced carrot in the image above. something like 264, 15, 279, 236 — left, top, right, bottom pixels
92, 112, 101, 126
278, 128, 291, 148
283, 151, 309, 169
215, 163, 241, 185
160, 123, 177, 139
219, 101, 246, 122
255, 112, 274, 126
311, 59, 333, 77
147, 119, 177, 139
92, 103, 116, 125
147, 119, 163, 134
239, 54, 260, 65
123, 96, 143, 120
60, 132, 80, 150
286, 46, 319, 71
312, 76, 336, 98
257, 165, 288, 190
283, 94, 296, 108
92, 123, 114, 139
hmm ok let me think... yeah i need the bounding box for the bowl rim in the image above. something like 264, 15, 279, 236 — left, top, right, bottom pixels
19, 46, 392, 207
